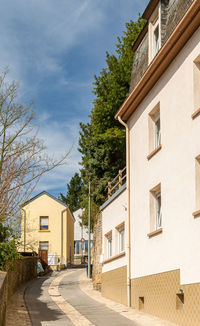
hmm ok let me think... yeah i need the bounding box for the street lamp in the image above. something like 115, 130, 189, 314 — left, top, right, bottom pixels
88, 179, 91, 278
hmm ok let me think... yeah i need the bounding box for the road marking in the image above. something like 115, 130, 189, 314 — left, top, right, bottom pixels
49, 271, 95, 326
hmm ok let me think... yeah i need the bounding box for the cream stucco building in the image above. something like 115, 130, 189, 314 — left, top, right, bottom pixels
20, 191, 74, 267
100, 1, 200, 325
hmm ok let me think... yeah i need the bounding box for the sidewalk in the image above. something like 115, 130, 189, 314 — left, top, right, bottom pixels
78, 271, 179, 326
7, 282, 32, 326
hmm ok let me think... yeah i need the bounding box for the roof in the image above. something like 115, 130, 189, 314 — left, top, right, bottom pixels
116, 0, 200, 121
132, 0, 159, 52
21, 191, 68, 208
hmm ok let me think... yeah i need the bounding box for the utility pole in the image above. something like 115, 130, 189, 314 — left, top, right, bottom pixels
88, 180, 91, 278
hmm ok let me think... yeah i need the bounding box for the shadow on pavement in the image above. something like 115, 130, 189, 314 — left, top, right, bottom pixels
25, 271, 72, 326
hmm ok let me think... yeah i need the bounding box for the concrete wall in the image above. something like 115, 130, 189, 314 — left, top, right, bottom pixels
102, 188, 127, 274
0, 257, 37, 326
100, 188, 127, 303
102, 266, 127, 305
129, 26, 200, 285
127, 22, 200, 325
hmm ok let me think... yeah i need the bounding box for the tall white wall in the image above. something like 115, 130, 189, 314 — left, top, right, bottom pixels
129, 26, 200, 285
102, 189, 128, 273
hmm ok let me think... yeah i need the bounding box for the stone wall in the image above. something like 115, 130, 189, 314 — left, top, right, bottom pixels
0, 273, 7, 326
130, 0, 194, 93
0, 257, 37, 325
92, 212, 102, 291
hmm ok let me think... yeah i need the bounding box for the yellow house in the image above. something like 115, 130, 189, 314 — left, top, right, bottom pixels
20, 191, 74, 267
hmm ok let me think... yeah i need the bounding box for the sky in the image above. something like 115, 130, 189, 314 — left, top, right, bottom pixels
1, 0, 149, 198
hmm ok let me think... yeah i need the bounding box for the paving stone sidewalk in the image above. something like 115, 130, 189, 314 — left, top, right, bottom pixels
6, 269, 179, 326
7, 282, 32, 326
78, 270, 179, 326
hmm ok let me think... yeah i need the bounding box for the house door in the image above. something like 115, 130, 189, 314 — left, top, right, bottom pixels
38, 250, 48, 267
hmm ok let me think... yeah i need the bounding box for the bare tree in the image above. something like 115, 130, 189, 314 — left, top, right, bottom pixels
0, 70, 70, 225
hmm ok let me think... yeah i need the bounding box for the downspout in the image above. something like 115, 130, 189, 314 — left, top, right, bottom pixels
61, 208, 67, 266
118, 116, 131, 308
22, 208, 26, 252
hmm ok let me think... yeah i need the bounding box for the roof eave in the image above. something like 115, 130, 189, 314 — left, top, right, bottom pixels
115, 0, 200, 121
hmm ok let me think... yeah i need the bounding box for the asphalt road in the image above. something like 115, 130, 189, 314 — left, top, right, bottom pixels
25, 269, 139, 326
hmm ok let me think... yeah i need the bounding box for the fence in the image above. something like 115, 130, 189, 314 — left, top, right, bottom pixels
108, 167, 126, 198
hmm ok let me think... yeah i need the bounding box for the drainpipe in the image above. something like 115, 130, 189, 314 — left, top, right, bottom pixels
61, 208, 67, 266
22, 208, 26, 252
118, 116, 131, 308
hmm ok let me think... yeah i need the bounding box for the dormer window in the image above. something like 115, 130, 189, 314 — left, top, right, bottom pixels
149, 4, 161, 63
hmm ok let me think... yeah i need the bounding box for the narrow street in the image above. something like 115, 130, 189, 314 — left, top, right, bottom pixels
20, 269, 178, 326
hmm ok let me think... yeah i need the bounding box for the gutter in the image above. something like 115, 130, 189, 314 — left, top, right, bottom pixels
61, 208, 67, 265
22, 208, 26, 252
118, 116, 131, 307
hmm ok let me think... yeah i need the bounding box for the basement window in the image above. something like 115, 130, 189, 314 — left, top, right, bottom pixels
139, 297, 144, 310
176, 293, 184, 310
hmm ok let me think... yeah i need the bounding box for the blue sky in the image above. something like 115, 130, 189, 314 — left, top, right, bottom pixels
1, 0, 149, 198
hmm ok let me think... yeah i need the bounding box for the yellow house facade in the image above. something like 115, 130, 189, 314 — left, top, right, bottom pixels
20, 191, 74, 266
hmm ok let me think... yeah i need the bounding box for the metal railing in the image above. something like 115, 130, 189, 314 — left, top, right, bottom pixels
108, 167, 126, 198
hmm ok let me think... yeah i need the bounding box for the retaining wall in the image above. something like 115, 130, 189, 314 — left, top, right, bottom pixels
0, 257, 37, 326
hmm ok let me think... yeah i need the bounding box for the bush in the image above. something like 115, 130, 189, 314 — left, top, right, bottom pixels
0, 240, 21, 271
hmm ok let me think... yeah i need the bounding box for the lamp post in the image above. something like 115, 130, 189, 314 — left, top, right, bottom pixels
88, 179, 91, 278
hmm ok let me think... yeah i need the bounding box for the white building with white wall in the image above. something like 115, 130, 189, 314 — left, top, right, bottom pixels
100, 1, 200, 325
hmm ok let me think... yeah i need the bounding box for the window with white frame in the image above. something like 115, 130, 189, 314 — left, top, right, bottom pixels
107, 234, 112, 258
105, 231, 112, 259
155, 191, 162, 229
149, 183, 162, 233
193, 55, 200, 115
119, 227, 125, 253
148, 103, 161, 156
149, 4, 161, 63
116, 223, 125, 254
154, 112, 161, 148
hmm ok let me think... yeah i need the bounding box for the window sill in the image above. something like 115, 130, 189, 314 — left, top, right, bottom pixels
147, 144, 162, 160
147, 228, 163, 238
192, 209, 200, 218
191, 108, 200, 120
103, 251, 125, 264
39, 230, 50, 232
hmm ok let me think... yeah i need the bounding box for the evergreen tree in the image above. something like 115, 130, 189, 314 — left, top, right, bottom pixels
60, 173, 82, 211
79, 17, 146, 211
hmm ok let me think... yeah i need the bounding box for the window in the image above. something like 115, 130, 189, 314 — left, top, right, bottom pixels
154, 112, 161, 148
39, 241, 49, 250
149, 183, 162, 236
193, 156, 200, 217
116, 223, 125, 254
40, 216, 49, 230
192, 55, 200, 119
108, 234, 112, 258
155, 191, 162, 229
148, 103, 161, 159
149, 5, 161, 62
105, 231, 112, 259
119, 227, 125, 253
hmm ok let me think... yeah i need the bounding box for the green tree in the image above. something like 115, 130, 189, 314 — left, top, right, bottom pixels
79, 17, 146, 210
60, 173, 82, 211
